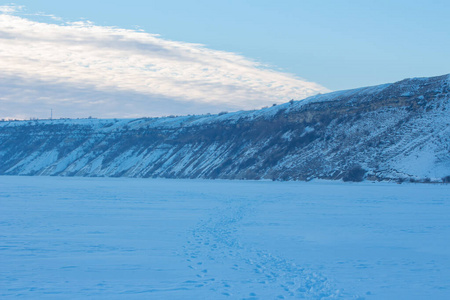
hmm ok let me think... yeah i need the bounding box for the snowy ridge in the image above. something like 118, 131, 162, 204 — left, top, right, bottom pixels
0, 74, 449, 182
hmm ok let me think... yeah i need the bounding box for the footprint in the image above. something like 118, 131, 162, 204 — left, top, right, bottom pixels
183, 280, 197, 284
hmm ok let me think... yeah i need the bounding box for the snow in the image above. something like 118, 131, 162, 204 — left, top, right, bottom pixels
0, 73, 446, 135
0, 82, 392, 130
1, 176, 449, 299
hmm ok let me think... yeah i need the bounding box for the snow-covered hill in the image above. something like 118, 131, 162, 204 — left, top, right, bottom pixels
1, 74, 449, 182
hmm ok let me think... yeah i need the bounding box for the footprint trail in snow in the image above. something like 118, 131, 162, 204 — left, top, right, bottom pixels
182, 198, 343, 299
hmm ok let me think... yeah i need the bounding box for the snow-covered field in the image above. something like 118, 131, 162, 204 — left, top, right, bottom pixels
1, 177, 449, 299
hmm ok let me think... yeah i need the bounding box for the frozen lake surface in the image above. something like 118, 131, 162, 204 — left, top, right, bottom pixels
1, 176, 449, 299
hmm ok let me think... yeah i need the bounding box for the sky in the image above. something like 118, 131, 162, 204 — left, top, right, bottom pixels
1, 1, 449, 119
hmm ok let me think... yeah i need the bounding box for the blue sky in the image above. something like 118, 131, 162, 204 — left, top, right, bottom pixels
1, 1, 449, 119
13, 0, 450, 89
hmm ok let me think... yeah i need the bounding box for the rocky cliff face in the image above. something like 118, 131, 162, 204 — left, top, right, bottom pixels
1, 74, 449, 182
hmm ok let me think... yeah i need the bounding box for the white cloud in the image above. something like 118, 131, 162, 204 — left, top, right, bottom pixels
0, 8, 329, 119
0, 4, 22, 13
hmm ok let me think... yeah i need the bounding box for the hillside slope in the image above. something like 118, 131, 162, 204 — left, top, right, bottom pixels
1, 74, 449, 182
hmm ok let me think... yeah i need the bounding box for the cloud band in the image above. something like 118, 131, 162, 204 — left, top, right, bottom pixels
0, 7, 328, 119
